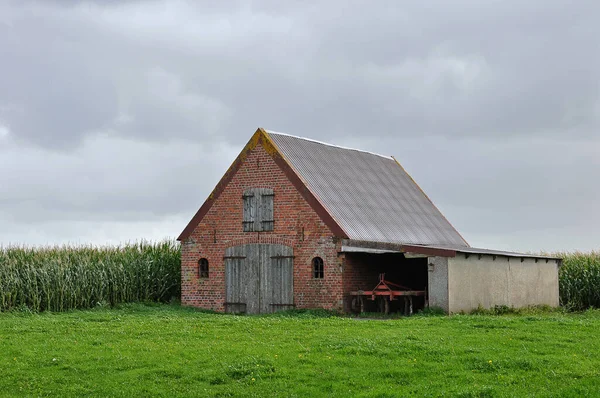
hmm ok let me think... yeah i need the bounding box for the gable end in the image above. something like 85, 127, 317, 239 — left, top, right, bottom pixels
177, 128, 348, 241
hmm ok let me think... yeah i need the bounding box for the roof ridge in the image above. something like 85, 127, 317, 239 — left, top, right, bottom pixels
265, 129, 393, 160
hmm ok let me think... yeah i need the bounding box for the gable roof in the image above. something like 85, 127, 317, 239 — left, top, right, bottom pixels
178, 128, 468, 247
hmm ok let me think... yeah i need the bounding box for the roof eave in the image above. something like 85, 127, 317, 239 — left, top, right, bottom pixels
341, 239, 562, 261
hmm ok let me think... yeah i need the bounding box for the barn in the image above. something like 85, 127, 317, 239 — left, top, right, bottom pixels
178, 128, 560, 314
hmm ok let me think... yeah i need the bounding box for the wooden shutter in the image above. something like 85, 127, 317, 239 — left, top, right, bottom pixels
243, 188, 274, 232
242, 190, 255, 232
257, 188, 274, 231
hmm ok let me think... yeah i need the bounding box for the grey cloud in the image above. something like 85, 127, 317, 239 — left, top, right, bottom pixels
0, 4, 118, 149
3, 0, 599, 150
113, 67, 232, 141
0, 133, 239, 224
0, 0, 599, 250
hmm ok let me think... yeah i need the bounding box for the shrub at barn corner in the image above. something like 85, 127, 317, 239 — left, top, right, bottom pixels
558, 251, 600, 311
0, 240, 180, 312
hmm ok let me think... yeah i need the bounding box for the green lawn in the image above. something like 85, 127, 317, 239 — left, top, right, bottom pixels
1, 305, 599, 397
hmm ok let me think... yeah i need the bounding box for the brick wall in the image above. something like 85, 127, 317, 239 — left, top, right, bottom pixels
341, 253, 380, 311
181, 143, 344, 312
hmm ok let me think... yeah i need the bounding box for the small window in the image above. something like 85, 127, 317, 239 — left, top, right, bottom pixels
312, 257, 324, 279
199, 258, 209, 278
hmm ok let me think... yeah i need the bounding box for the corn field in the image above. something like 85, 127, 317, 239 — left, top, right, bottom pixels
558, 251, 600, 311
0, 240, 180, 312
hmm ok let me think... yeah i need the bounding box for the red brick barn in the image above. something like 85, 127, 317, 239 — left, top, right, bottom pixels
178, 128, 561, 314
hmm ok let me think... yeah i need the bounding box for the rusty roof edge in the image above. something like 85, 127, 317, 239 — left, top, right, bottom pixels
390, 155, 470, 247
261, 129, 349, 238
340, 246, 401, 254
342, 239, 405, 251
341, 239, 456, 257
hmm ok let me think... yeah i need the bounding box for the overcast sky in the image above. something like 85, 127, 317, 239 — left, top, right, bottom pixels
1, 0, 598, 252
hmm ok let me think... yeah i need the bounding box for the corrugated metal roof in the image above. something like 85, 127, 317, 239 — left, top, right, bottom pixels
267, 131, 469, 247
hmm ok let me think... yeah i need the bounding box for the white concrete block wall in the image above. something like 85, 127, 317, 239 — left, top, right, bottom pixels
446, 254, 560, 313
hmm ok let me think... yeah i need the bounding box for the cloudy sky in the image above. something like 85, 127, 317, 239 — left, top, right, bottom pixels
1, 0, 598, 252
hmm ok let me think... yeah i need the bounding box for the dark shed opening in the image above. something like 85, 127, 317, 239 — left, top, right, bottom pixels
343, 251, 428, 315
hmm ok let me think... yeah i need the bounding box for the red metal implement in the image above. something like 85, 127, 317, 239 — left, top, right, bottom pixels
349, 273, 426, 315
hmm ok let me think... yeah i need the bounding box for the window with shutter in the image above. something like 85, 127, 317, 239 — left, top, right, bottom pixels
242, 188, 274, 232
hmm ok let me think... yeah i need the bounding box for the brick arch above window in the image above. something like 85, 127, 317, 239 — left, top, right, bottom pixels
228, 236, 295, 248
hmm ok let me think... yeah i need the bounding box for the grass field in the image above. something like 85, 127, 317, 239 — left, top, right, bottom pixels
1, 305, 599, 397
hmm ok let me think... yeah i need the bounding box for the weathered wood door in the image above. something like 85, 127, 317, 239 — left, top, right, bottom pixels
224, 244, 293, 314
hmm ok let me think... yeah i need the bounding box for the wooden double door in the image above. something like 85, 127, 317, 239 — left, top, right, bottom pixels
224, 244, 294, 314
